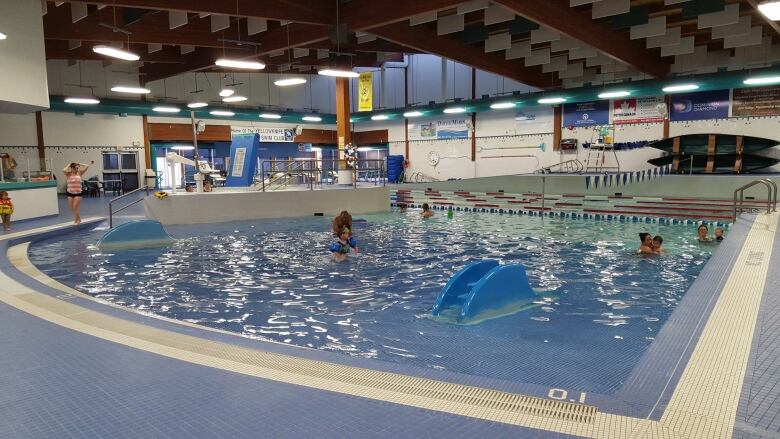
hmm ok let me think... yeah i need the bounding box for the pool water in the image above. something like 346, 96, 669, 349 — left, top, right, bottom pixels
29, 211, 713, 394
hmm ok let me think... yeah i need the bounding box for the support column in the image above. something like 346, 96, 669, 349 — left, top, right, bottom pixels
335, 77, 353, 184
470, 68, 477, 162
553, 106, 562, 152
35, 111, 45, 171
404, 65, 409, 160
142, 115, 151, 169
663, 95, 671, 139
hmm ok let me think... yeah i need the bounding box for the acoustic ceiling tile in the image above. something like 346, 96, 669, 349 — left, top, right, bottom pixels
410, 11, 437, 26
457, 0, 489, 14
484, 32, 512, 52
664, 0, 692, 3
570, 0, 598, 6
68, 40, 81, 50
723, 26, 763, 48
661, 36, 695, 56
560, 62, 584, 78
592, 0, 630, 19
169, 10, 188, 29
180, 45, 195, 55
697, 3, 738, 29
317, 49, 329, 59
711, 15, 751, 39
524, 48, 551, 66
569, 45, 599, 59
437, 14, 464, 35
70, 1, 87, 22
630, 16, 666, 39
551, 36, 579, 52
211, 14, 229, 33
505, 41, 531, 60
530, 27, 561, 44
293, 48, 309, 58
148, 43, 162, 53
543, 55, 569, 73
247, 18, 267, 35
646, 27, 681, 48
484, 4, 515, 25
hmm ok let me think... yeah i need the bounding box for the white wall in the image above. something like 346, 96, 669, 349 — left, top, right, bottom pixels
0, 0, 48, 113
0, 113, 37, 146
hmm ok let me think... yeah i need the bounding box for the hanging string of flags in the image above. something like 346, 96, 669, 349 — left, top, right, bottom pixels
584, 164, 673, 190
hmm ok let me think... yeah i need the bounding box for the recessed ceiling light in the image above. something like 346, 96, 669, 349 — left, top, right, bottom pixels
490, 102, 516, 109
758, 0, 780, 20
318, 69, 359, 78
187, 102, 208, 108
274, 77, 307, 86
537, 97, 566, 104
443, 107, 467, 114
598, 90, 631, 99
0, 32, 7, 40
64, 97, 100, 104
302, 115, 322, 122
662, 84, 699, 93
171, 145, 195, 150
153, 106, 180, 113
210, 110, 235, 116
219, 88, 235, 97
111, 86, 151, 94
259, 113, 282, 119
222, 96, 247, 103
403, 111, 423, 117
215, 58, 265, 70
371, 115, 389, 120
744, 76, 780, 85
93, 45, 140, 61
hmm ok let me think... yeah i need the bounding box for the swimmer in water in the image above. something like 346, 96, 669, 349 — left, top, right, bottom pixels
638, 232, 654, 254
715, 227, 725, 242
329, 226, 358, 262
332, 210, 353, 236
421, 203, 433, 218
697, 224, 712, 242
652, 235, 664, 254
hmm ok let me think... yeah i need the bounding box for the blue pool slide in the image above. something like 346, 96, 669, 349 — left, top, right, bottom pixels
97, 220, 175, 250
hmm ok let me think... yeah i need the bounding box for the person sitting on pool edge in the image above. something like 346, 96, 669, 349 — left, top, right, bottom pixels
421, 203, 434, 218
715, 227, 725, 242
697, 224, 712, 242
652, 235, 664, 254
329, 226, 358, 262
638, 232, 654, 254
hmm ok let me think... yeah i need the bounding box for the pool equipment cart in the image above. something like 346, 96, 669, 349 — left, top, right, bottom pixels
431, 259, 539, 324
97, 219, 174, 249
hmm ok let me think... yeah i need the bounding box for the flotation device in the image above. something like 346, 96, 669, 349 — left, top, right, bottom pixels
0, 198, 12, 215
154, 191, 168, 200
344, 143, 358, 169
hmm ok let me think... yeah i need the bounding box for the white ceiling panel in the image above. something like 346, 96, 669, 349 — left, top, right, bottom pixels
661, 37, 695, 56
551, 36, 580, 52
646, 27, 681, 48
457, 0, 489, 14
484, 4, 515, 25
484, 33, 512, 52
247, 18, 268, 35
525, 48, 551, 66
630, 17, 666, 40
723, 26, 763, 48
560, 62, 584, 78
711, 15, 752, 39
569, 45, 598, 59
592, 0, 630, 19
211, 14, 229, 33
70, 1, 87, 23
169, 10, 187, 29
180, 45, 194, 55
148, 43, 162, 53
543, 55, 569, 73
505, 41, 531, 60
697, 3, 739, 29
409, 11, 437, 26
530, 27, 561, 44
437, 14, 464, 35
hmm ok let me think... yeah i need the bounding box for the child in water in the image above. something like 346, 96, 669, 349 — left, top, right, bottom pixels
637, 232, 654, 254
329, 226, 358, 262
0, 191, 12, 232
421, 203, 434, 218
332, 210, 353, 236
715, 227, 725, 242
652, 235, 664, 254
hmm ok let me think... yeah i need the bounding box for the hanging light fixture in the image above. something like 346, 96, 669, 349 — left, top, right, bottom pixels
222, 96, 248, 103
403, 111, 423, 118
215, 59, 265, 69
274, 77, 307, 86
65, 97, 100, 104
259, 113, 282, 119
187, 102, 208, 108
93, 45, 140, 61
318, 69, 359, 78
111, 86, 151, 94
152, 106, 181, 113
597, 90, 631, 99
210, 110, 235, 116
758, 0, 780, 20
302, 115, 322, 122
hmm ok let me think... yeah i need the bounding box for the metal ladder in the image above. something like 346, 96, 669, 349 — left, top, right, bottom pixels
733, 178, 778, 221
584, 125, 620, 173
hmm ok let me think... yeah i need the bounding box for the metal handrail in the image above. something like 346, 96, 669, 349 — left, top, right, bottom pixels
259, 159, 320, 192
536, 159, 584, 174
108, 186, 150, 228
733, 178, 777, 221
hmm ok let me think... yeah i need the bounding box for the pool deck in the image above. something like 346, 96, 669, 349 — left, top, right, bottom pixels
0, 209, 778, 437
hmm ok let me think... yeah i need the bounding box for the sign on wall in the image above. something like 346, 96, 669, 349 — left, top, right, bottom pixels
231, 127, 295, 142
732, 86, 780, 117
563, 100, 610, 127
514, 106, 554, 133
409, 118, 469, 140
358, 72, 373, 112
612, 96, 665, 125
669, 89, 730, 121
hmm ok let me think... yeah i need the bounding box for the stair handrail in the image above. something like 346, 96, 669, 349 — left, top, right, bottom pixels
108, 186, 150, 228
733, 178, 777, 221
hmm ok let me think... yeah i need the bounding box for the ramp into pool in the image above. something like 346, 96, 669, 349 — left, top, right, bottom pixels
0, 213, 779, 437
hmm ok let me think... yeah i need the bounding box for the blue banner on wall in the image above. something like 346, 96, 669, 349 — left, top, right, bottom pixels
669, 89, 730, 121
563, 100, 609, 127
225, 134, 260, 187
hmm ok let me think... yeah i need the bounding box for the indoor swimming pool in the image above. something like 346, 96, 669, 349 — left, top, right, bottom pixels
29, 212, 715, 394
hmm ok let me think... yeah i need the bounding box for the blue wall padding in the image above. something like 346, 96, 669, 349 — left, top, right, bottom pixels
431, 260, 498, 316
387, 155, 405, 183
97, 220, 174, 249
226, 134, 260, 187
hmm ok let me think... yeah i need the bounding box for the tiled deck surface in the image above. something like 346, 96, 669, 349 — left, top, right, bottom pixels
0, 204, 778, 437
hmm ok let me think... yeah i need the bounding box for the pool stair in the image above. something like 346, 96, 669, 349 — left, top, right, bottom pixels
431, 259, 538, 324
97, 220, 175, 249
391, 189, 751, 226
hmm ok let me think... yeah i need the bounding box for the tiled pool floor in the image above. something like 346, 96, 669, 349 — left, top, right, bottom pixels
0, 213, 778, 438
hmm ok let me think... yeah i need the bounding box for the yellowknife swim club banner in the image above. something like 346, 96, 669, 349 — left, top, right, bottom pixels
230, 127, 295, 142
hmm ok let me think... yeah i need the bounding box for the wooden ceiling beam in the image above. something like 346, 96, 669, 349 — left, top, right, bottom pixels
369, 22, 556, 89
494, 0, 671, 78
49, 0, 332, 25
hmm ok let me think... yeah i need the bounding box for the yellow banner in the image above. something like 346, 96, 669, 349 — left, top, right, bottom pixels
358, 72, 372, 112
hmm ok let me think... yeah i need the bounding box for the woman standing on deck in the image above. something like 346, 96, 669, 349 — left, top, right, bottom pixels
63, 162, 90, 224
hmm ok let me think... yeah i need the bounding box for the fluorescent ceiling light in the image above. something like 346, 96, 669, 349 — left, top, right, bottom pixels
171, 145, 195, 150
187, 102, 208, 108
538, 97, 566, 104
210, 110, 235, 116
302, 115, 322, 122
662, 84, 699, 93
222, 96, 247, 103
490, 102, 516, 109
93, 45, 140, 61
318, 69, 359, 78
274, 77, 307, 86
64, 97, 100, 104
153, 106, 180, 113
371, 115, 389, 120
111, 85, 151, 94
758, 0, 780, 20
0, 32, 7, 40
403, 111, 423, 117
215, 58, 265, 70
259, 113, 282, 119
744, 75, 780, 85
597, 90, 631, 99
443, 107, 467, 114
219, 88, 235, 97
